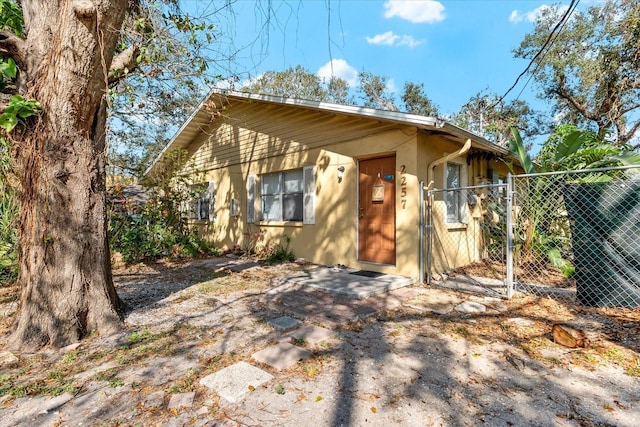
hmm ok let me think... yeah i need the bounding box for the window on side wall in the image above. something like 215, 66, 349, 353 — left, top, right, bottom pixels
488, 167, 506, 200
187, 182, 215, 221
261, 169, 303, 222
445, 162, 462, 223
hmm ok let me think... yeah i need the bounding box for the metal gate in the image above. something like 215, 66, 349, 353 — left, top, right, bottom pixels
422, 182, 512, 298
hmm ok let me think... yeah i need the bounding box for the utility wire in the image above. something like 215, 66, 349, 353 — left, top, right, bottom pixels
491, 0, 581, 109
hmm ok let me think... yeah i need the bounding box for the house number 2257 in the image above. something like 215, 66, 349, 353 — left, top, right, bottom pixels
400, 165, 407, 209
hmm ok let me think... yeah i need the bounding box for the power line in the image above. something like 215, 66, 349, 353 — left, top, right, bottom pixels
492, 0, 581, 109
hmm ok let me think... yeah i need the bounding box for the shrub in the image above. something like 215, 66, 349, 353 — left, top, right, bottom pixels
264, 236, 295, 264
108, 150, 221, 264
0, 194, 17, 283
0, 136, 17, 284
108, 189, 219, 264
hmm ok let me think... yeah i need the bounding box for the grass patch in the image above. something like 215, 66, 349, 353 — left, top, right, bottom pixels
292, 337, 307, 347
0, 370, 80, 399
454, 326, 471, 338
169, 368, 200, 393
601, 348, 626, 364
624, 364, 640, 377
126, 328, 153, 345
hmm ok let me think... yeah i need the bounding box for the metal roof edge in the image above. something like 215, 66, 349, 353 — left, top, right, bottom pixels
222, 89, 443, 128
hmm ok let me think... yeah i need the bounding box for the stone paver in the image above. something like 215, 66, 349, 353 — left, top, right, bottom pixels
167, 392, 195, 410
268, 316, 302, 332
506, 317, 536, 327
251, 342, 311, 370
455, 301, 487, 313
288, 324, 334, 345
0, 351, 19, 368
404, 290, 461, 315
199, 362, 273, 403
226, 260, 260, 272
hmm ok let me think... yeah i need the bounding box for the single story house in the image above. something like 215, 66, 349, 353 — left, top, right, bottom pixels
145, 89, 519, 281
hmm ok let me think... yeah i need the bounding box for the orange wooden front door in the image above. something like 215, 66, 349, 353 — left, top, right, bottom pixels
358, 156, 396, 264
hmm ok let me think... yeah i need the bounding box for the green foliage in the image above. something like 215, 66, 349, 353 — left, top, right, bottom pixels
451, 91, 545, 144
107, 2, 223, 176
0, 95, 41, 132
507, 126, 640, 278
401, 82, 439, 117
127, 328, 153, 345
357, 70, 397, 110
109, 150, 220, 264
264, 236, 295, 264
242, 65, 354, 105
0, 369, 80, 398
0, 57, 16, 92
535, 124, 640, 178
108, 190, 218, 264
0, 3, 40, 285
0, 192, 17, 283
0, 0, 23, 36
508, 127, 536, 174
514, 0, 640, 144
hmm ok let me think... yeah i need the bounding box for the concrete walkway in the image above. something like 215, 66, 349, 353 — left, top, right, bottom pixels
283, 265, 415, 299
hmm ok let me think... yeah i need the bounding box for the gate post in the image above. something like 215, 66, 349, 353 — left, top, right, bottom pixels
419, 181, 425, 283
426, 189, 434, 285
505, 173, 514, 298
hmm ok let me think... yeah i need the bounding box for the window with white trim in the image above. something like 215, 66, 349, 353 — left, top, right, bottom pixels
445, 163, 462, 223
261, 169, 304, 221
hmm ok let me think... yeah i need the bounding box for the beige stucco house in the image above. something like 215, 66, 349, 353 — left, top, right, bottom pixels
146, 89, 518, 281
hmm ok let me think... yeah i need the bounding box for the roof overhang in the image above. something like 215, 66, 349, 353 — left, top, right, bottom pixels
144, 88, 516, 176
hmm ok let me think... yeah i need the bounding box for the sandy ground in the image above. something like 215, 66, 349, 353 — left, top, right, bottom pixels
0, 257, 639, 426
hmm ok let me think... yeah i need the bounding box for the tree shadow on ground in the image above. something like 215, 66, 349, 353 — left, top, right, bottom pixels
115, 257, 266, 312
250, 282, 639, 426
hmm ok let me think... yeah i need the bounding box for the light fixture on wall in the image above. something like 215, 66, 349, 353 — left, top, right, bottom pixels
337, 165, 345, 182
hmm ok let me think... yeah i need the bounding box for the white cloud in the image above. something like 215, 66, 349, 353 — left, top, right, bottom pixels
509, 5, 569, 24
366, 31, 423, 48
367, 31, 399, 46
317, 59, 358, 86
383, 0, 445, 24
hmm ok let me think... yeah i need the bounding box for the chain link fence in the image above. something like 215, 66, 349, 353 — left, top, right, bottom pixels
426, 183, 510, 298
426, 165, 640, 307
512, 166, 640, 307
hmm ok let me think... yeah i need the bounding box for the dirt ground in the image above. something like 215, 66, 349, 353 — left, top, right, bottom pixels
1, 257, 639, 426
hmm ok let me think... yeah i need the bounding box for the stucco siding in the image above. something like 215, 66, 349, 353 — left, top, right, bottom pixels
162, 93, 522, 282
184, 121, 423, 279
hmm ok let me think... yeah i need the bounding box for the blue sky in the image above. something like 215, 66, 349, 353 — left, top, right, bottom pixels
188, 0, 586, 119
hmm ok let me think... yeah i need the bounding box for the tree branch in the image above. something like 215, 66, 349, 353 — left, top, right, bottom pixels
619, 119, 640, 145
620, 102, 640, 116
108, 45, 140, 85
552, 75, 596, 121
0, 30, 26, 69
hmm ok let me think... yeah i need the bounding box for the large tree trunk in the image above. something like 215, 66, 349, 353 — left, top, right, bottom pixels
7, 0, 128, 351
